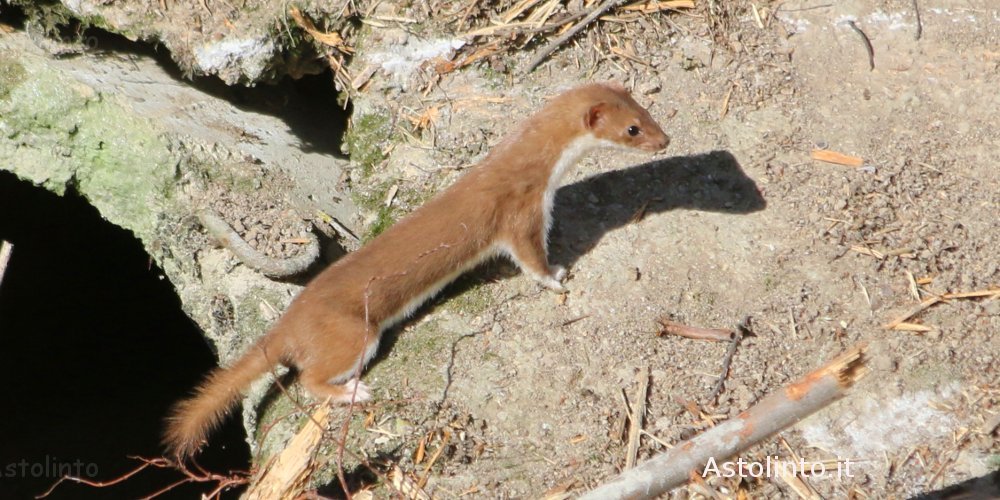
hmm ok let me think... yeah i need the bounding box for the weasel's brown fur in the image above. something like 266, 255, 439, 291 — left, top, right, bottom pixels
164, 82, 669, 458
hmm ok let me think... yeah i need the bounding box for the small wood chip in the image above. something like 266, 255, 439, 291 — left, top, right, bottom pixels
0, 240, 13, 289
906, 271, 921, 301
850, 245, 884, 259
719, 84, 735, 119
811, 149, 864, 167
625, 367, 650, 469
893, 322, 933, 332
385, 184, 399, 207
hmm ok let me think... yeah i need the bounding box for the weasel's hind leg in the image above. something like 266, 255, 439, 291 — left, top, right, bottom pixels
301, 369, 372, 404
297, 317, 378, 404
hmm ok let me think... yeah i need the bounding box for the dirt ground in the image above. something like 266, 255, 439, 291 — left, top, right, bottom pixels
308, 2, 998, 498
202, 1, 999, 498
17, 0, 999, 497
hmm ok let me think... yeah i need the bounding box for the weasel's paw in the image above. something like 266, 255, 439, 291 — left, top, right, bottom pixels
336, 378, 372, 404
539, 266, 567, 292
550, 265, 567, 282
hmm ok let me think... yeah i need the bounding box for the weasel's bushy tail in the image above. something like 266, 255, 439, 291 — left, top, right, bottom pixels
163, 336, 279, 459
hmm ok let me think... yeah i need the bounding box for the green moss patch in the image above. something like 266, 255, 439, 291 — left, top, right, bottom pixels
344, 112, 391, 177
0, 57, 27, 100
0, 55, 177, 244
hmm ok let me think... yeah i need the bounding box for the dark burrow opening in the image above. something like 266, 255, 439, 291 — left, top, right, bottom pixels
0, 5, 356, 498
0, 171, 250, 499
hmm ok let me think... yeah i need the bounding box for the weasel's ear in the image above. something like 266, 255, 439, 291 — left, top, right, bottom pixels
585, 102, 608, 130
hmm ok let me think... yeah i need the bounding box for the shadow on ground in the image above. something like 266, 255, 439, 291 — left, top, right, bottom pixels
551, 150, 766, 268
910, 469, 1000, 499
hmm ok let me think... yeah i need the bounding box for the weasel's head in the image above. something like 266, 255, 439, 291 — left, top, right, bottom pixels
580, 83, 670, 152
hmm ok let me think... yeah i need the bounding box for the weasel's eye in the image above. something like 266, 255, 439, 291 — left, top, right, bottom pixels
627, 125, 640, 136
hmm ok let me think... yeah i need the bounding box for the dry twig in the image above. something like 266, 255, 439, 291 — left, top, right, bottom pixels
524, 0, 626, 73
709, 318, 748, 403
657, 319, 735, 342
417, 429, 451, 489
883, 289, 1000, 330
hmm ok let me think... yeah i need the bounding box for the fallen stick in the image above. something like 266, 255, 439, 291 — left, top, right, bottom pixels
883, 296, 941, 329
198, 208, 320, 278
657, 319, 735, 342
524, 0, 625, 73
245, 402, 331, 500
579, 344, 869, 500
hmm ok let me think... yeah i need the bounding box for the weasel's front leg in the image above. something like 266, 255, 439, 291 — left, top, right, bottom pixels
503, 220, 566, 292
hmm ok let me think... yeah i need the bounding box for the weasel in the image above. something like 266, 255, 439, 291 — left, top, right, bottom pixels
164, 82, 669, 458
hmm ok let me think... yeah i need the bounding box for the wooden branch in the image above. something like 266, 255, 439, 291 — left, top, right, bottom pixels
579, 344, 869, 500
245, 402, 331, 500
198, 208, 320, 278
524, 0, 625, 73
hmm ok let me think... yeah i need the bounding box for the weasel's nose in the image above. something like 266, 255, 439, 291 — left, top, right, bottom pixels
652, 134, 670, 151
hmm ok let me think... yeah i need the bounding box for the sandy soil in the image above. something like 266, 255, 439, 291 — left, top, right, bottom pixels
319, 2, 999, 498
